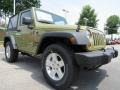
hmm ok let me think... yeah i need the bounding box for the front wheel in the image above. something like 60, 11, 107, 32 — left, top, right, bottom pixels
42, 44, 77, 90
5, 42, 18, 63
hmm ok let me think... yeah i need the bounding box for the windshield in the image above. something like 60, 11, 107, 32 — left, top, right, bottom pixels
36, 9, 67, 25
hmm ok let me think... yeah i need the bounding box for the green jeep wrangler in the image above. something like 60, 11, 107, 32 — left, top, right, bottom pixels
4, 7, 118, 89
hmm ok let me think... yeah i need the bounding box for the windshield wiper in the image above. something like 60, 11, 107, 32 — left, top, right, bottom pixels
38, 19, 54, 24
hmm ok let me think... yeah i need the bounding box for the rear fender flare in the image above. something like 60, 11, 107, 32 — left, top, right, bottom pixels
4, 35, 17, 49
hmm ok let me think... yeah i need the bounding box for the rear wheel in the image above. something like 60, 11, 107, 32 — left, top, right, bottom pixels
42, 44, 77, 90
5, 42, 18, 63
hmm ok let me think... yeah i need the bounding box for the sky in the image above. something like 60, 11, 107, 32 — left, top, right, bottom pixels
41, 0, 120, 31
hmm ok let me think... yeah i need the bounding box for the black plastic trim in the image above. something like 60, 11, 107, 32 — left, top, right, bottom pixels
75, 48, 118, 67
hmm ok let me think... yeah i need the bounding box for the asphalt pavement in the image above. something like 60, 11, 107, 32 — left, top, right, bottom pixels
0, 45, 120, 90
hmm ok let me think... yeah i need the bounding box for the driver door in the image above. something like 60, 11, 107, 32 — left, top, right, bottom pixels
16, 10, 35, 54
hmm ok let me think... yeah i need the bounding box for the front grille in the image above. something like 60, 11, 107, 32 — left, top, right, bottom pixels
92, 32, 105, 46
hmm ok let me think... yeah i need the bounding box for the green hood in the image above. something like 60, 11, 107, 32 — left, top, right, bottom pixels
34, 23, 78, 31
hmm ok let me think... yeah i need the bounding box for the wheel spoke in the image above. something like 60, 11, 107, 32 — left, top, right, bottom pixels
49, 70, 57, 79
57, 60, 64, 67
46, 57, 53, 67
51, 53, 58, 62
56, 68, 64, 79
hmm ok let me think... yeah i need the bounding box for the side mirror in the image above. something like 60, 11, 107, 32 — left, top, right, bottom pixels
22, 17, 32, 25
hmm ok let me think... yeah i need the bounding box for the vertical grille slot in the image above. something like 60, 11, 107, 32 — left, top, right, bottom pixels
93, 33, 95, 45
92, 32, 104, 46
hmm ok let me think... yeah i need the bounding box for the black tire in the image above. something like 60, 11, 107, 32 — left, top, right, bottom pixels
84, 65, 102, 70
42, 44, 77, 90
5, 42, 18, 63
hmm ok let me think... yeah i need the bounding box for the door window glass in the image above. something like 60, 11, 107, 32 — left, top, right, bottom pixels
8, 15, 18, 31
20, 10, 32, 26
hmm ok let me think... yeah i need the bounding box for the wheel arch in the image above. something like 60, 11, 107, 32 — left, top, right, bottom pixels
4, 35, 17, 49
36, 32, 75, 54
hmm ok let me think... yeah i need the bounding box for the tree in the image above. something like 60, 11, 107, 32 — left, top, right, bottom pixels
0, 0, 13, 15
77, 5, 98, 28
16, 0, 41, 14
106, 15, 120, 35
0, 0, 41, 15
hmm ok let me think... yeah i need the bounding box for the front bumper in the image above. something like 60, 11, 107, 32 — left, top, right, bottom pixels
75, 48, 118, 66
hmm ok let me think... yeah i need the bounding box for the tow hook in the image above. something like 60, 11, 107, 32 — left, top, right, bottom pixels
113, 50, 118, 58
112, 47, 118, 58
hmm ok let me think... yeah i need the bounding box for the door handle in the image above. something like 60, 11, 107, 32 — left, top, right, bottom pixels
17, 29, 21, 32
33, 31, 39, 34
36, 31, 39, 34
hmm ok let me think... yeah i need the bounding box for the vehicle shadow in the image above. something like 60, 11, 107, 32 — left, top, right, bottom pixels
68, 69, 108, 90
2, 55, 108, 90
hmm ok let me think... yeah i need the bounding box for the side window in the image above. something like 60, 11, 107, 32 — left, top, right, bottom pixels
8, 20, 12, 30
8, 15, 18, 31
20, 10, 32, 26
